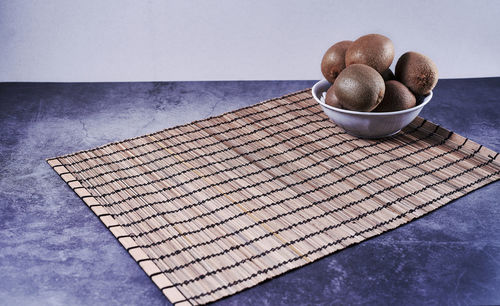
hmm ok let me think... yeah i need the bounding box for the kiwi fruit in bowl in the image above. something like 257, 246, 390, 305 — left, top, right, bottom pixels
345, 34, 395, 73
332, 64, 385, 112
324, 85, 343, 108
395, 51, 439, 96
373, 80, 416, 112
321, 40, 353, 84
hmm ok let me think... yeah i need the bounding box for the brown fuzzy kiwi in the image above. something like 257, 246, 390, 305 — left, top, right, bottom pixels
373, 80, 416, 112
321, 40, 353, 83
381, 68, 395, 81
333, 64, 385, 112
325, 85, 343, 108
395, 51, 438, 95
345, 34, 395, 73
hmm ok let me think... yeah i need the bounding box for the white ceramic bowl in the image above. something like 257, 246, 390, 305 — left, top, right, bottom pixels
312, 79, 433, 138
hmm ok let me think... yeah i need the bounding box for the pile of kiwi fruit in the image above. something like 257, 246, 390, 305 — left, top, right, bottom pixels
321, 34, 438, 112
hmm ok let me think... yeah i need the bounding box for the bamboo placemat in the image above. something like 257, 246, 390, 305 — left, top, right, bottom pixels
47, 88, 500, 305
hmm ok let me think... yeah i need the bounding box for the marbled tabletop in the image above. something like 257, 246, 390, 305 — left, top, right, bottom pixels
0, 79, 499, 305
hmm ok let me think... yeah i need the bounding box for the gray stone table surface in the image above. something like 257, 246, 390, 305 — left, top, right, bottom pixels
0, 79, 499, 305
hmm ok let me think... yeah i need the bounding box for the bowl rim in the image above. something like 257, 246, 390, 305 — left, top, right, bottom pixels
312, 79, 433, 116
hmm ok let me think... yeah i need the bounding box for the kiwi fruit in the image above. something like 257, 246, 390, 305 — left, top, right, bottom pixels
325, 86, 342, 108
381, 68, 395, 81
395, 51, 438, 95
373, 80, 416, 112
321, 40, 353, 83
333, 64, 385, 111
345, 34, 395, 73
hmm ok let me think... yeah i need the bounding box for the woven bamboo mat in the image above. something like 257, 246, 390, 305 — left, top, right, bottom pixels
48, 88, 500, 305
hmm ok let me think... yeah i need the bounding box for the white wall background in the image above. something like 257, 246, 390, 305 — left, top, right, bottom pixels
1, 0, 499, 82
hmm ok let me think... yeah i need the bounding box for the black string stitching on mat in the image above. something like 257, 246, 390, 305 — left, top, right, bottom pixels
124, 124, 437, 235
138, 131, 463, 267
184, 167, 499, 303
112, 121, 429, 227
91, 124, 335, 191
72, 120, 424, 212
92, 125, 337, 196
98, 122, 428, 251
63, 105, 324, 181
88, 124, 339, 212
136, 129, 455, 254
169, 153, 494, 292
88, 126, 357, 209
87, 115, 333, 191
156, 144, 476, 273
161, 137, 479, 276
61, 95, 315, 170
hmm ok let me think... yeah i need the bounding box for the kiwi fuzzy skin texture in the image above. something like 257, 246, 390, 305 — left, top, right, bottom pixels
345, 34, 395, 73
321, 40, 353, 83
333, 64, 385, 112
395, 51, 438, 95
325, 86, 343, 108
373, 80, 416, 112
